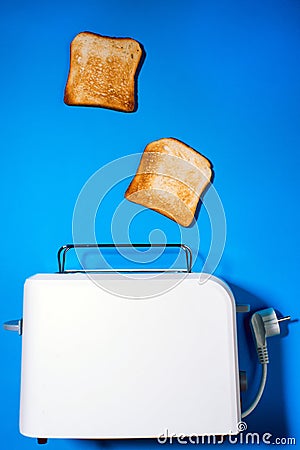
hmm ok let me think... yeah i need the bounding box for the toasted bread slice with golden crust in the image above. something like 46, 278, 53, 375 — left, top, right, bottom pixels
125, 138, 212, 227
64, 32, 143, 112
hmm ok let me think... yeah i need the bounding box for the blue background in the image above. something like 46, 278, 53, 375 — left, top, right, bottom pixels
1, 0, 299, 448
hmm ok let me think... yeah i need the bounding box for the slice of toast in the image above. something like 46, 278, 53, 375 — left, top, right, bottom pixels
64, 32, 143, 112
125, 138, 212, 227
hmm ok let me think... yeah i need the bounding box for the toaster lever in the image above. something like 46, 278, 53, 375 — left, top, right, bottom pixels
236, 304, 250, 313
3, 319, 23, 335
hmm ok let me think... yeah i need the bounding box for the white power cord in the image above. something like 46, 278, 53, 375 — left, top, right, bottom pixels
241, 308, 290, 418
242, 363, 267, 418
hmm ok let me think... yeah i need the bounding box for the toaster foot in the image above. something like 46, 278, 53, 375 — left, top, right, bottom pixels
37, 438, 48, 444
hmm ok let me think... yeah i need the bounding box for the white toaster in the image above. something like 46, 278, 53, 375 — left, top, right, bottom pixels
4, 244, 243, 444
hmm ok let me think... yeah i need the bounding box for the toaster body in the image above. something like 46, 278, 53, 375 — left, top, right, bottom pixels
19, 272, 241, 439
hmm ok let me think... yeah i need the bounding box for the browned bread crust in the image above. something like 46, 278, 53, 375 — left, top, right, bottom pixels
64, 31, 143, 112
125, 138, 212, 227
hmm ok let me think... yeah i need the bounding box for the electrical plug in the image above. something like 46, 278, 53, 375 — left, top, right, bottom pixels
251, 307, 290, 364
241, 308, 290, 418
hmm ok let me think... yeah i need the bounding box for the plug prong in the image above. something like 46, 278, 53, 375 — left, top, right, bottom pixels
278, 316, 291, 322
